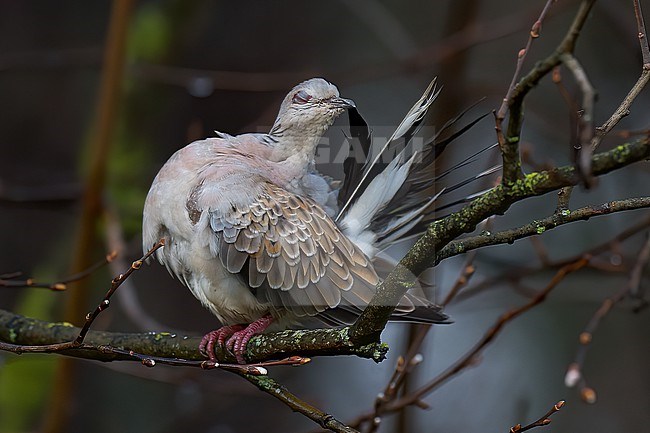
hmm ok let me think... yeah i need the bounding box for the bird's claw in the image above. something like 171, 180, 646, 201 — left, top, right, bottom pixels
225, 328, 258, 364
199, 315, 274, 364
199, 325, 245, 361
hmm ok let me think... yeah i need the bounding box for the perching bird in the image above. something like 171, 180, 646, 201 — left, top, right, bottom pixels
143, 78, 476, 364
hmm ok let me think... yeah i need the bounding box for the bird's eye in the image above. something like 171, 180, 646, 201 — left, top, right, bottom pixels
292, 90, 312, 104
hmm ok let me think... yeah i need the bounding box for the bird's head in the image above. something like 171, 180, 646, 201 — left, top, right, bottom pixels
270, 78, 355, 139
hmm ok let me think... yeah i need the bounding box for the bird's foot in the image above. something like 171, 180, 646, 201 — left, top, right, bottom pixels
225, 315, 274, 364
199, 315, 274, 364
199, 324, 245, 362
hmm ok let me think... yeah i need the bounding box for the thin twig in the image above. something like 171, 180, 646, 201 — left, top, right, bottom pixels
0, 252, 117, 290
592, 69, 650, 151
456, 214, 650, 304
436, 197, 650, 265
565, 232, 650, 402
105, 204, 170, 331
0, 240, 164, 354
510, 400, 565, 433
591, 0, 650, 151
391, 258, 588, 410
555, 186, 574, 214
551, 65, 582, 165
244, 374, 359, 433
505, 0, 596, 141
365, 356, 407, 433
97, 345, 308, 374
634, 0, 650, 66
561, 53, 596, 187
496, 0, 556, 120
349, 259, 588, 426
495, 0, 557, 183
75, 240, 165, 345
361, 348, 427, 432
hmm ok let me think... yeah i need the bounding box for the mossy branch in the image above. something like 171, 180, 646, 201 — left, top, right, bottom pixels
0, 308, 387, 364
350, 139, 650, 344
436, 197, 650, 264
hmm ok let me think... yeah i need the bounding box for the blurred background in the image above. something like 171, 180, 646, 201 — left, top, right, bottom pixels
0, 0, 649, 432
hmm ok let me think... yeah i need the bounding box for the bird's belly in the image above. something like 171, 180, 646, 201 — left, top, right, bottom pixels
181, 241, 269, 325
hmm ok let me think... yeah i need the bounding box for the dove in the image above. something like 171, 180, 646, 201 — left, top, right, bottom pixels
143, 78, 458, 364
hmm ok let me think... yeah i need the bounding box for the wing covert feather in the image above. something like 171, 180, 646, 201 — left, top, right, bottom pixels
209, 181, 379, 318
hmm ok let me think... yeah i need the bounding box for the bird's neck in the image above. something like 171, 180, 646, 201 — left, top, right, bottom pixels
269, 134, 319, 162
268, 122, 328, 164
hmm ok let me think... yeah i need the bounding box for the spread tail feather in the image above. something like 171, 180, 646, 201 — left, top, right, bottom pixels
337, 79, 497, 257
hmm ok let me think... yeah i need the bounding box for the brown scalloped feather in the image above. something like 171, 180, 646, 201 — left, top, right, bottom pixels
210, 182, 379, 318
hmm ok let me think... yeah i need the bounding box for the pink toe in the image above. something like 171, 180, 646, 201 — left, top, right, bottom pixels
199, 325, 246, 361
226, 315, 274, 364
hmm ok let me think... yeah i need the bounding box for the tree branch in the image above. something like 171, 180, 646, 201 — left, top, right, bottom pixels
593, 0, 650, 151
350, 137, 650, 344
510, 400, 565, 433
565, 232, 650, 403
349, 259, 587, 427
498, 0, 596, 185
591, 69, 650, 150
2, 125, 648, 367
0, 252, 116, 290
634, 0, 650, 67
245, 375, 360, 433
436, 196, 650, 264
561, 52, 596, 187
0, 308, 387, 363
495, 0, 557, 184
385, 258, 588, 411
454, 213, 650, 305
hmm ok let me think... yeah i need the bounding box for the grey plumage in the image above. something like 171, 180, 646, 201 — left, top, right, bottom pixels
143, 78, 463, 362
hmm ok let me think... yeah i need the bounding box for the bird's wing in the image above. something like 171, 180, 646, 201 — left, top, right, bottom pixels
207, 180, 382, 319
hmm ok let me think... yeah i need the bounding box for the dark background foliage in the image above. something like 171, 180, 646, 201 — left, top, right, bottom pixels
0, 1, 648, 432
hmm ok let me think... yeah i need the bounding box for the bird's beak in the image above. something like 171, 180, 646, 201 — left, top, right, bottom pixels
330, 97, 356, 109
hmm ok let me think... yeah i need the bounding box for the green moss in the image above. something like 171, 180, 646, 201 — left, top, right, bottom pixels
612, 144, 631, 163
251, 376, 277, 392
508, 171, 550, 196
153, 332, 172, 341
377, 342, 389, 358
46, 321, 74, 329
357, 342, 389, 363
